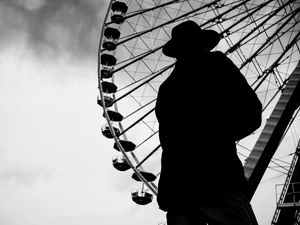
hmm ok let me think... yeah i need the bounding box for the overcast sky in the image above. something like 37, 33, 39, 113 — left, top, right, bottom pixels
0, 0, 299, 225
0, 0, 163, 224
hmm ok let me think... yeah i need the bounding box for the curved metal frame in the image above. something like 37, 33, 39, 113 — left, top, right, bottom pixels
98, 0, 300, 205
98, 0, 158, 195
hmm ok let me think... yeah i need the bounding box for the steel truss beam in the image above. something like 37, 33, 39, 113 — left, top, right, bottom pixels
244, 61, 300, 200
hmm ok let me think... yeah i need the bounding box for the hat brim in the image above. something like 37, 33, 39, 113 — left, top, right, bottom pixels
162, 29, 220, 58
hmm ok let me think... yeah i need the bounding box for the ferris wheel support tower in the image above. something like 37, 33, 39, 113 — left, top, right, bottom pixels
272, 138, 300, 224
244, 61, 300, 200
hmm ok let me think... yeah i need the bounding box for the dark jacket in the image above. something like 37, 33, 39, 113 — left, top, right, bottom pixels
155, 51, 262, 211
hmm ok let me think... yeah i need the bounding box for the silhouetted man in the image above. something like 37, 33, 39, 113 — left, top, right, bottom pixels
155, 21, 262, 225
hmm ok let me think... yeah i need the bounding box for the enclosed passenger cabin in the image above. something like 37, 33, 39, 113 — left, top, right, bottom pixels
100, 68, 113, 79
103, 27, 121, 51
100, 54, 116, 79
103, 110, 123, 122
101, 124, 120, 138
100, 81, 118, 94
113, 140, 136, 152
112, 156, 130, 171
132, 170, 156, 182
97, 96, 114, 108
101, 54, 117, 67
111, 1, 128, 24
131, 189, 153, 205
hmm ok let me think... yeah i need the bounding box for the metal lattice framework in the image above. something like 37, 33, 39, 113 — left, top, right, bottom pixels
272, 138, 300, 224
97, 0, 300, 208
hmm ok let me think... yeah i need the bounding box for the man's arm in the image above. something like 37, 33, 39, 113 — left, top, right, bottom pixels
215, 51, 262, 140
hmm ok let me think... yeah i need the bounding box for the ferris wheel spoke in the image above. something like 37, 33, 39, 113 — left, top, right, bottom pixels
123, 98, 156, 120
124, 0, 176, 53
262, 75, 274, 106
230, 13, 296, 69
260, 89, 281, 111
111, 63, 173, 106
211, 7, 250, 64
105, 0, 184, 27
253, 31, 300, 91
227, 13, 276, 38
193, 0, 248, 25
239, 9, 300, 71
135, 131, 159, 149
226, 1, 295, 56
116, 44, 161, 66
283, 1, 300, 51
236, 7, 298, 81
266, 166, 288, 174
117, 108, 155, 137
135, 144, 161, 169
272, 157, 292, 166
245, 33, 299, 88
221, 0, 276, 39
119, 43, 172, 81
109, 46, 162, 77
279, 0, 300, 22
125, 18, 153, 52
280, 107, 300, 144
117, 72, 154, 92
114, 0, 221, 48
198, 0, 252, 29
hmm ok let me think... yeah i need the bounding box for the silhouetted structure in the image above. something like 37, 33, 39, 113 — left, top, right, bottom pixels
155, 21, 262, 225
273, 139, 300, 224
245, 61, 300, 201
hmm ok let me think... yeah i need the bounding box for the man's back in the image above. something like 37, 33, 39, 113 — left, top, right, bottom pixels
155, 51, 262, 211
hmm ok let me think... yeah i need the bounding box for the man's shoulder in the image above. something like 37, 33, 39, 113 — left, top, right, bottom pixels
209, 51, 238, 69
209, 51, 227, 60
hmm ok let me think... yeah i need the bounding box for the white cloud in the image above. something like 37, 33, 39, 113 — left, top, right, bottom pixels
0, 168, 51, 186
0, 42, 167, 225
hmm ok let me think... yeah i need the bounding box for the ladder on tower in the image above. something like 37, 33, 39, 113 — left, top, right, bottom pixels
272, 140, 300, 224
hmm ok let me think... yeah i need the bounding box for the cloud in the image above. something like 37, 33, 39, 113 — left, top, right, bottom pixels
0, 0, 107, 62
0, 167, 51, 186
0, 146, 52, 187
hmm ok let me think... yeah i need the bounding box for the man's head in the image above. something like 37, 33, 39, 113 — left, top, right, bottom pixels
162, 20, 220, 59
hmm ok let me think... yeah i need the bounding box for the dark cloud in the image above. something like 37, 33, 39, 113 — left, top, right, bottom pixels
0, 0, 107, 62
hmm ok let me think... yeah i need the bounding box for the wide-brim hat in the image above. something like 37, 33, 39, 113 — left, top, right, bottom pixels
162, 20, 221, 58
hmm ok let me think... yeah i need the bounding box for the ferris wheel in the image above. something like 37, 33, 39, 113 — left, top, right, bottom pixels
97, 0, 300, 214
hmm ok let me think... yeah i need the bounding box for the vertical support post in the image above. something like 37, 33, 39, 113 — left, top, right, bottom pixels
244, 61, 300, 200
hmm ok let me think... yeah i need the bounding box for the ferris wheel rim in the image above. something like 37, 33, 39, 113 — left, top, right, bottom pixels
98, 0, 158, 195
98, 0, 300, 204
